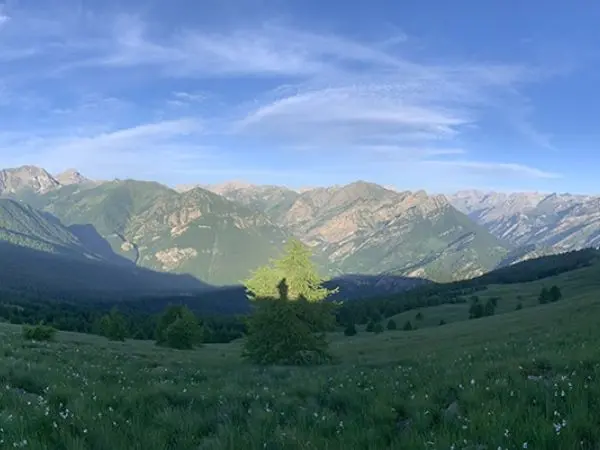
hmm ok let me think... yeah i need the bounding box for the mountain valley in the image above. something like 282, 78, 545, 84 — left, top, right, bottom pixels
2, 165, 600, 299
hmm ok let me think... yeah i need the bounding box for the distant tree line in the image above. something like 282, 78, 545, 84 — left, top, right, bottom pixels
335, 248, 593, 326
1, 241, 580, 354
0, 296, 246, 344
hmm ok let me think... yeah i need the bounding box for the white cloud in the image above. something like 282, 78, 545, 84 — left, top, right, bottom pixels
0, 7, 561, 186
420, 160, 561, 179
236, 86, 472, 143
0, 118, 210, 179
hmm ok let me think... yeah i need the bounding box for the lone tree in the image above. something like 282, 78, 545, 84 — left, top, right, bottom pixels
483, 298, 496, 317
242, 239, 338, 365
538, 287, 551, 304
549, 285, 563, 303
373, 322, 384, 334
344, 323, 357, 336
156, 305, 202, 350
469, 297, 484, 319
387, 318, 397, 330
100, 308, 128, 341
403, 320, 413, 331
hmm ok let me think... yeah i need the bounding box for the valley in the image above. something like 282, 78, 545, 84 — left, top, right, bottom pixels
2, 254, 600, 449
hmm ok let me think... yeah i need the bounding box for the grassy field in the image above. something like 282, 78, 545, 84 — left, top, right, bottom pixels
2, 267, 600, 449
388, 261, 600, 331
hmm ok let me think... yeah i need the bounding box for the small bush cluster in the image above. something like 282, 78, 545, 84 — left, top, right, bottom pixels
22, 323, 57, 341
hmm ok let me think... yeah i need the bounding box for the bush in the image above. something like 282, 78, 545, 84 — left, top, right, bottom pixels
516, 302, 523, 310
344, 323, 357, 336
415, 312, 424, 321
373, 322, 384, 334
156, 305, 201, 349
549, 285, 562, 302
366, 321, 375, 332
403, 321, 413, 331
100, 308, 128, 341
387, 319, 397, 330
439, 319, 446, 326
22, 324, 57, 341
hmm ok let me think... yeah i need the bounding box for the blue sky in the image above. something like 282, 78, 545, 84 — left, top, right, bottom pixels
1, 0, 599, 193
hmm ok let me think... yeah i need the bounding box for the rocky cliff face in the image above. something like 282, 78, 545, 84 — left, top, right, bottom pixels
0, 166, 60, 195
448, 190, 600, 256
54, 169, 90, 186
210, 181, 510, 281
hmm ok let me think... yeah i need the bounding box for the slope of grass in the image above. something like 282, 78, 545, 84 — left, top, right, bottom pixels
385, 260, 600, 331
2, 274, 600, 449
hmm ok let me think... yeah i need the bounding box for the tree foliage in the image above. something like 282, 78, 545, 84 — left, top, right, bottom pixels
243, 239, 337, 302
22, 323, 57, 341
156, 305, 201, 349
100, 308, 127, 341
539, 285, 563, 304
387, 319, 397, 330
242, 240, 337, 365
243, 295, 333, 365
344, 323, 357, 336
549, 285, 563, 302
469, 296, 497, 319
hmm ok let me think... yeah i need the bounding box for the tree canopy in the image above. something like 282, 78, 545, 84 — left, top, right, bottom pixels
243, 238, 337, 302
242, 239, 337, 365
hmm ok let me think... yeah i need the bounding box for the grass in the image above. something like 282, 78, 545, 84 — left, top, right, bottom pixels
2, 269, 600, 448
387, 262, 600, 331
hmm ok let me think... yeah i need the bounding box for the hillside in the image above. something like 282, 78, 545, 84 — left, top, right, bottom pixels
449, 190, 600, 257
2, 248, 600, 448
16, 179, 290, 285
210, 180, 511, 281
0, 198, 93, 257
0, 165, 515, 285
337, 247, 600, 326
0, 240, 208, 298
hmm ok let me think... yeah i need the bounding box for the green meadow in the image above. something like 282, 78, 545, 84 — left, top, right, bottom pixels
2, 262, 600, 449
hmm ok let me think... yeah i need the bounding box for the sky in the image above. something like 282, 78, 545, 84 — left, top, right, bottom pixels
1, 0, 599, 193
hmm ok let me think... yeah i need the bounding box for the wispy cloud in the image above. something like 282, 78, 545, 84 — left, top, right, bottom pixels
420, 160, 561, 179
0, 4, 564, 188
0, 118, 210, 179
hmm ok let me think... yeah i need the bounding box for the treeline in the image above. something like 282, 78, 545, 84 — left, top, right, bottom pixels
0, 296, 246, 343
337, 248, 596, 325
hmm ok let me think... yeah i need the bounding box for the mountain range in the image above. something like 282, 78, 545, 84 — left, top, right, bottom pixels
1, 165, 599, 300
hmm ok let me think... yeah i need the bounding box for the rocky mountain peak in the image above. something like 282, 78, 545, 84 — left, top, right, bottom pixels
0, 165, 59, 194
55, 168, 89, 186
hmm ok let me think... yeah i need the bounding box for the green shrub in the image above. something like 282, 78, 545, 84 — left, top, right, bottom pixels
344, 323, 357, 336
387, 319, 397, 330
22, 324, 57, 341
100, 308, 128, 341
156, 305, 201, 350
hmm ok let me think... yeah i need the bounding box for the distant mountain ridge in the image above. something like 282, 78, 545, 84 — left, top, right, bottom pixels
8, 165, 597, 291
204, 179, 511, 282
448, 190, 600, 258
